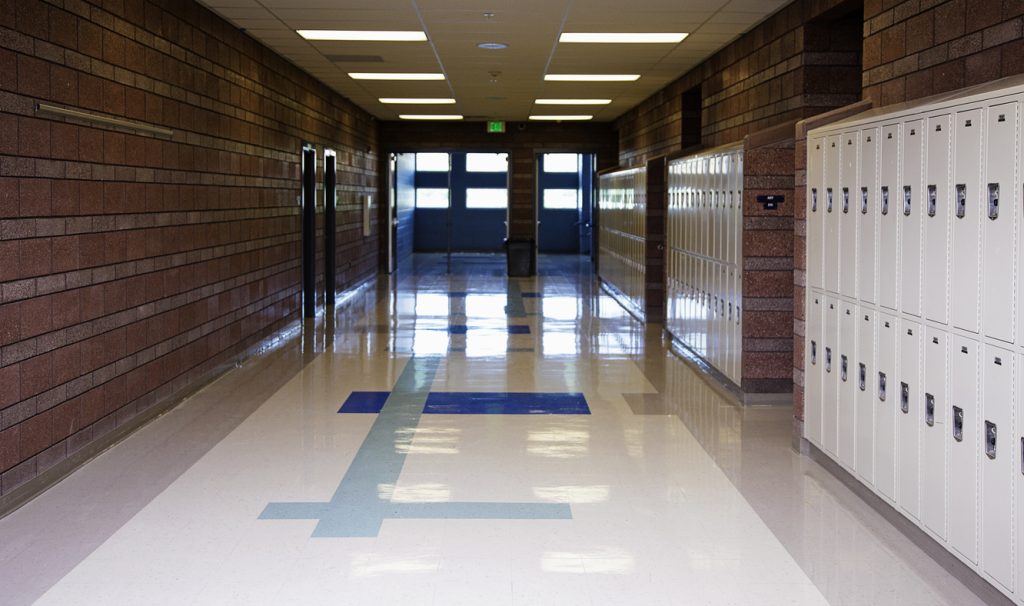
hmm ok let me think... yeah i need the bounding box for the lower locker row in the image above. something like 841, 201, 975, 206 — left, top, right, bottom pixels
805, 290, 1022, 595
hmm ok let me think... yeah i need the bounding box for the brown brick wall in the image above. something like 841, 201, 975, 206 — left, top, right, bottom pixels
0, 0, 379, 495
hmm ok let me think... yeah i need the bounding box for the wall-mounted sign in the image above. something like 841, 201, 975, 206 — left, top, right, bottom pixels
757, 194, 784, 210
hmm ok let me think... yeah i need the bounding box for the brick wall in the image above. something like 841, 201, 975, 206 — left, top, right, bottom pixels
378, 121, 618, 245
0, 0, 378, 497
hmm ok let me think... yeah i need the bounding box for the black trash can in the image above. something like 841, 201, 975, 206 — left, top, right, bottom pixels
505, 239, 533, 277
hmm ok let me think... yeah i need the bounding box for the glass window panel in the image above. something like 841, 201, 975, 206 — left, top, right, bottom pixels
466, 188, 507, 209
544, 153, 579, 173
543, 188, 578, 209
416, 188, 449, 208
416, 153, 449, 171
466, 153, 508, 172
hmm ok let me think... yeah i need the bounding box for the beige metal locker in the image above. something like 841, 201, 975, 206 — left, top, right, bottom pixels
950, 335, 979, 564
808, 138, 825, 290
899, 320, 922, 520
824, 297, 840, 455
981, 344, 1014, 591
876, 312, 899, 501
859, 128, 878, 305
856, 307, 876, 485
922, 328, 948, 539
825, 135, 842, 294
839, 302, 858, 468
1017, 354, 1024, 602
924, 114, 952, 325
879, 125, 901, 311
981, 103, 1017, 344
806, 293, 824, 445
840, 133, 859, 298
900, 120, 924, 317
951, 109, 982, 334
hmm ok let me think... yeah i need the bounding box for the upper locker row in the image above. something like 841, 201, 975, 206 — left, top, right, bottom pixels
806, 81, 1021, 343
597, 168, 647, 316
666, 144, 744, 385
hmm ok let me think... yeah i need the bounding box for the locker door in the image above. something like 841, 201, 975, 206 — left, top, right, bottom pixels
808, 303, 824, 447
898, 319, 922, 520
921, 328, 948, 539
982, 103, 1017, 344
875, 312, 898, 501
949, 335, 979, 564
825, 135, 842, 294
879, 124, 901, 311
900, 120, 924, 317
807, 138, 825, 290
924, 114, 952, 324
735, 151, 744, 268
840, 132, 859, 298
981, 344, 1014, 591
1017, 354, 1024, 598
951, 109, 982, 333
838, 301, 857, 468
823, 297, 840, 456
855, 308, 876, 484
859, 128, 879, 304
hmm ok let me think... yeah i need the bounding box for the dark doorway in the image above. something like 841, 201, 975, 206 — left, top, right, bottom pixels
537, 153, 595, 255
324, 149, 337, 305
301, 144, 316, 318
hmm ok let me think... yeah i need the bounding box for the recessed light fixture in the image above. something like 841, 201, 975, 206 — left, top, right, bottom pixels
535, 99, 612, 105
298, 30, 427, 41
529, 115, 593, 121
545, 74, 640, 82
349, 73, 446, 80
400, 114, 464, 120
380, 98, 457, 104
478, 42, 508, 50
559, 32, 687, 43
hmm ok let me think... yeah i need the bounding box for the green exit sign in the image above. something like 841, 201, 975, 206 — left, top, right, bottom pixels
487, 120, 505, 134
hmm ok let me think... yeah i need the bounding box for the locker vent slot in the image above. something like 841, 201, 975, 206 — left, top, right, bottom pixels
935, 124, 942, 131
841, 355, 848, 382
867, 136, 872, 142
861, 187, 869, 214
985, 421, 997, 459
825, 347, 832, 372
901, 382, 910, 414
953, 406, 964, 441
998, 114, 1006, 122
879, 372, 887, 401
812, 188, 818, 212
885, 321, 891, 328
961, 345, 969, 354
925, 394, 935, 426
888, 132, 893, 139
987, 183, 999, 220
932, 337, 939, 344
955, 184, 966, 218
859, 363, 866, 391
842, 187, 849, 213
927, 185, 937, 217
903, 185, 912, 216
827, 188, 833, 213
965, 120, 972, 127
881, 186, 889, 215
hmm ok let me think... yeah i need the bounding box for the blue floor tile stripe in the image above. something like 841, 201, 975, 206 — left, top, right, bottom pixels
338, 391, 391, 413
424, 392, 590, 415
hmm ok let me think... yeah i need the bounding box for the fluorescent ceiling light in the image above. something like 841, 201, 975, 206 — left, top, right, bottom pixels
529, 115, 593, 121
545, 74, 640, 82
298, 30, 427, 41
349, 73, 445, 81
536, 99, 611, 105
400, 114, 464, 120
559, 32, 687, 43
380, 98, 457, 104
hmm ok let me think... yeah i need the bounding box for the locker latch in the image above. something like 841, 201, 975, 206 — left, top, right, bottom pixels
925, 393, 935, 427
927, 185, 937, 217
879, 372, 887, 401
811, 188, 818, 212
955, 184, 966, 218
987, 183, 999, 220
881, 186, 889, 215
900, 381, 910, 414
903, 185, 912, 216
861, 187, 868, 214
842, 187, 849, 214
826, 188, 833, 213
953, 406, 964, 442
841, 355, 848, 382
825, 347, 832, 373
859, 363, 866, 391
985, 421, 997, 459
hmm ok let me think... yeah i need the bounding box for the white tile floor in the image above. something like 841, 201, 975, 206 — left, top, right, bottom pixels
0, 255, 994, 605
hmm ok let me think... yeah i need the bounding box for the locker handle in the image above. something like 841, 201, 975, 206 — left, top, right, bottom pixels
860, 187, 868, 214
955, 184, 966, 218
881, 186, 889, 215
826, 188, 833, 213
900, 381, 910, 414
953, 406, 964, 442
985, 421, 997, 459
987, 183, 999, 220
842, 187, 849, 214
927, 185, 937, 217
859, 363, 866, 391
879, 372, 887, 401
825, 347, 832, 373
903, 185, 912, 216
840, 355, 848, 382
811, 188, 818, 212
925, 393, 935, 427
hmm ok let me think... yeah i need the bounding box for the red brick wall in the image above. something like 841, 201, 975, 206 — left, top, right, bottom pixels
0, 0, 378, 495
